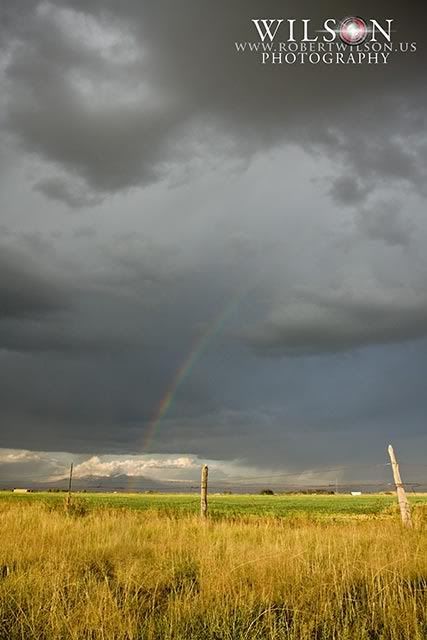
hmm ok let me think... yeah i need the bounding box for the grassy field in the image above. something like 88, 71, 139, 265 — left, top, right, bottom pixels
2, 490, 427, 518
0, 494, 426, 639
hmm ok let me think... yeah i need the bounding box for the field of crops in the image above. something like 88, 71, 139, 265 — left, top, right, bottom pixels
0, 493, 426, 639
2, 490, 427, 518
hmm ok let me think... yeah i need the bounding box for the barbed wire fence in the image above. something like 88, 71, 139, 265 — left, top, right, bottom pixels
51, 460, 427, 495
192, 447, 426, 526
4, 448, 425, 526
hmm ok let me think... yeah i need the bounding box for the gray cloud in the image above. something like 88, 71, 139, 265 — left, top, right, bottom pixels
34, 176, 104, 208
356, 200, 414, 246
0, 245, 67, 319
329, 175, 368, 206
1, 1, 426, 206
0, 449, 64, 483
245, 287, 427, 356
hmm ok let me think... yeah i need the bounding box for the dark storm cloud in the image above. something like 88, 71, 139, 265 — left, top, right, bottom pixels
356, 200, 414, 246
0, 234, 244, 452
0, 245, 66, 319
0, 0, 426, 472
1, 0, 426, 205
245, 289, 427, 356
0, 3, 39, 47
329, 176, 367, 206
0, 220, 247, 356
34, 177, 104, 208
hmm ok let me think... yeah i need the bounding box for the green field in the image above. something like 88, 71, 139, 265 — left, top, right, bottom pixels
1, 490, 427, 518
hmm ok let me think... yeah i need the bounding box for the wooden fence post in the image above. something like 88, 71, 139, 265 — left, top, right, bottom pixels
200, 465, 208, 519
66, 462, 73, 510
387, 444, 412, 527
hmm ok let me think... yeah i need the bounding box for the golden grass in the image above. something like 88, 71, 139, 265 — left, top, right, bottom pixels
0, 501, 426, 639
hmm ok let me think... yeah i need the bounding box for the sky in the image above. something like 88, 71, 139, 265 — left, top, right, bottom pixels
0, 1, 426, 488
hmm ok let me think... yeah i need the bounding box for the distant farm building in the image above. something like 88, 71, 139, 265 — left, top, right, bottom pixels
351, 491, 362, 496
13, 488, 29, 493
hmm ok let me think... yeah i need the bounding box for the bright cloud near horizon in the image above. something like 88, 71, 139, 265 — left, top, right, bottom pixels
0, 1, 427, 487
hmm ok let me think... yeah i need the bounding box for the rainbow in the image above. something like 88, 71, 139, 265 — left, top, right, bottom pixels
140, 288, 251, 453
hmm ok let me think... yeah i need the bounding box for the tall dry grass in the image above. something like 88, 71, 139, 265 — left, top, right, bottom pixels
0, 500, 426, 639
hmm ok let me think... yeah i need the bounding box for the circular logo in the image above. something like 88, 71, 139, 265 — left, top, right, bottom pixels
339, 17, 368, 45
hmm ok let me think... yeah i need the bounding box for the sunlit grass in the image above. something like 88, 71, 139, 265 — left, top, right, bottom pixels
0, 497, 426, 638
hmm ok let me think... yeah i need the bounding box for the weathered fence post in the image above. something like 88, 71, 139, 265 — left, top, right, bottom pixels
387, 444, 412, 527
200, 465, 208, 520
66, 462, 73, 510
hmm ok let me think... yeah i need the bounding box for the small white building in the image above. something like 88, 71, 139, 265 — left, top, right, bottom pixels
351, 491, 362, 496
13, 488, 29, 493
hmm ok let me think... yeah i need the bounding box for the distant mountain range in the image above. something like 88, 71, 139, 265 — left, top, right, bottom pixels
0, 474, 198, 492
1, 474, 424, 494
